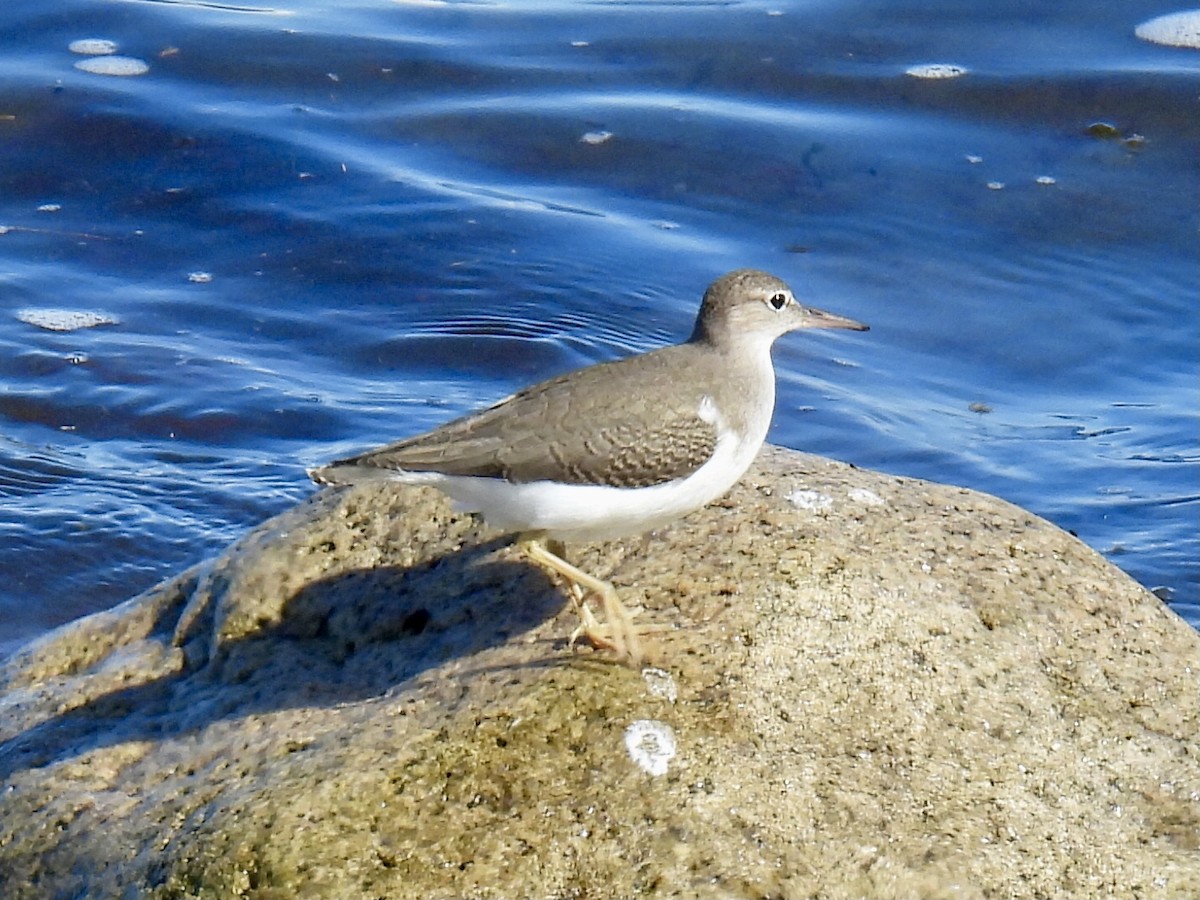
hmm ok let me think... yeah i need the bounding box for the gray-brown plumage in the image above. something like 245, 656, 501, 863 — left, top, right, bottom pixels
309, 269, 868, 665
314, 345, 722, 489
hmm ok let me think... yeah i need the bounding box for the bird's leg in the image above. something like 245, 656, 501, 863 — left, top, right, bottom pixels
543, 539, 646, 622
543, 539, 602, 639
534, 540, 603, 642
521, 537, 644, 667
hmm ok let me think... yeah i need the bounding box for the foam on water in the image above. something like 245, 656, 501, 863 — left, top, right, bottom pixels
1135, 10, 1200, 48
74, 56, 150, 76
15, 309, 119, 332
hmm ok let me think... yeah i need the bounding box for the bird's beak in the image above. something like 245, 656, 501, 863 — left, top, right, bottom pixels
801, 305, 870, 332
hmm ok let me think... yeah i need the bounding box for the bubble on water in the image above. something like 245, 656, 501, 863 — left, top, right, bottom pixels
905, 63, 967, 79
580, 130, 613, 145
1135, 11, 1200, 48
69, 39, 119, 56
75, 56, 150, 77
188, 271, 214, 284
16, 308, 119, 332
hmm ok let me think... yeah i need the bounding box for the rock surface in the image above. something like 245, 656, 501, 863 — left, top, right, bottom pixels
1, 446, 1197, 899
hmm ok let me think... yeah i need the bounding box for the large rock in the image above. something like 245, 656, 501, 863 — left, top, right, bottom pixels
1, 446, 1196, 899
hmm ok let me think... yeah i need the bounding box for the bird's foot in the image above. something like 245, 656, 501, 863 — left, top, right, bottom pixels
566, 592, 647, 660
521, 538, 647, 667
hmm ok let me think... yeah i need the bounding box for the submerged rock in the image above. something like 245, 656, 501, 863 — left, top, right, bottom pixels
1, 446, 1197, 899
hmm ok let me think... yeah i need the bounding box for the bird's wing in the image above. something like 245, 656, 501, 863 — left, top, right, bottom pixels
318, 348, 720, 488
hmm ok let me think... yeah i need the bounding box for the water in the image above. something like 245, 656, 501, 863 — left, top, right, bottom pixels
1, 0, 1196, 657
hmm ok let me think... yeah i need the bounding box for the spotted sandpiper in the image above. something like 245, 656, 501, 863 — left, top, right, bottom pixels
309, 269, 868, 665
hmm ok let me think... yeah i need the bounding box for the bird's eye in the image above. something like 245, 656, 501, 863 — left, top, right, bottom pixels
769, 292, 789, 310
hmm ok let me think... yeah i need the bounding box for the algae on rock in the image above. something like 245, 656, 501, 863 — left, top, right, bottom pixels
1, 447, 1197, 899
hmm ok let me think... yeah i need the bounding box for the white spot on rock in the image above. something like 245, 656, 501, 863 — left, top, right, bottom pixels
624, 720, 677, 776
848, 488, 886, 507
787, 489, 833, 512
905, 63, 967, 79
641, 667, 677, 703
1135, 11, 1200, 48
75, 56, 150, 77
16, 308, 118, 332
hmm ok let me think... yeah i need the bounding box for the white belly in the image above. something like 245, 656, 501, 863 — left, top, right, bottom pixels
400, 394, 767, 542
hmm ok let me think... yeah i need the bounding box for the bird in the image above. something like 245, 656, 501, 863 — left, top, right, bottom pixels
309, 269, 868, 666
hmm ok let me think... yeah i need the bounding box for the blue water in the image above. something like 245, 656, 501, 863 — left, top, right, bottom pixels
1, 0, 1196, 656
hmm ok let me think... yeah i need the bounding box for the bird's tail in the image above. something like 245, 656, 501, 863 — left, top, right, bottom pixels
308, 462, 441, 487
307, 463, 395, 487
